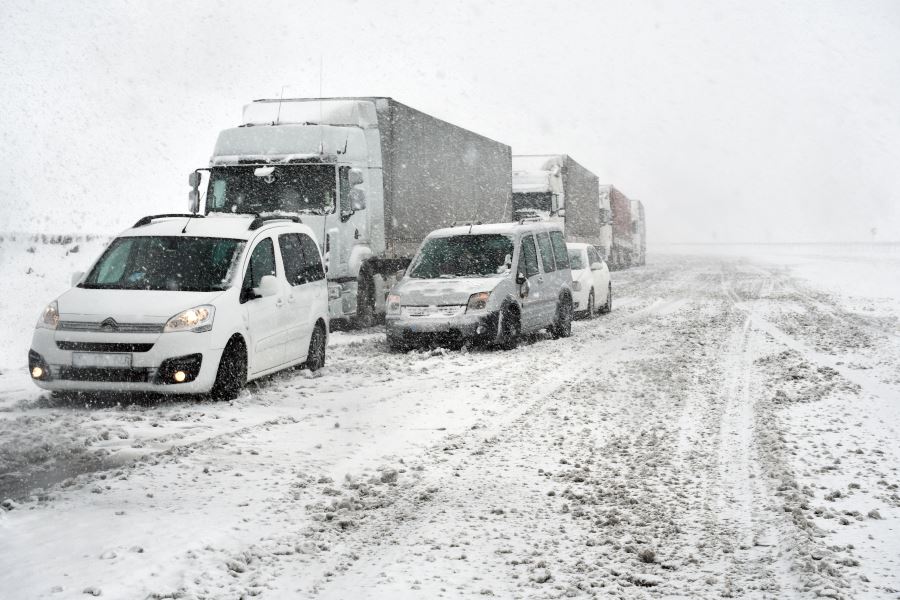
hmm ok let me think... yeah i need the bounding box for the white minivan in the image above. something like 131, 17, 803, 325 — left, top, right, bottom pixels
28, 213, 329, 399
385, 221, 574, 350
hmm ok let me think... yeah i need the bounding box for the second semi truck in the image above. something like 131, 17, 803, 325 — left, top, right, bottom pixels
192, 97, 512, 325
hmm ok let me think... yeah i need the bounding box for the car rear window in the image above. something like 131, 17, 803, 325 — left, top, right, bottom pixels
567, 249, 585, 270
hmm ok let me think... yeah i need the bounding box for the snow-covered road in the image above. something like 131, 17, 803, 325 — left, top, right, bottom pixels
1, 248, 898, 599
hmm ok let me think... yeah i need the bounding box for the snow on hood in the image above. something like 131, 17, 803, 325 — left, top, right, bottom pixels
57, 287, 226, 323
394, 277, 504, 306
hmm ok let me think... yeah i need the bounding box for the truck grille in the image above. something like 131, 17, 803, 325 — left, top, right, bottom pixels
403, 305, 466, 318
56, 342, 154, 352
58, 321, 163, 333
56, 367, 151, 383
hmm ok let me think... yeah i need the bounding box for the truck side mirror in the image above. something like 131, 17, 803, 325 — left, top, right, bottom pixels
348, 168, 365, 186
188, 171, 202, 213
350, 188, 366, 211
188, 190, 200, 214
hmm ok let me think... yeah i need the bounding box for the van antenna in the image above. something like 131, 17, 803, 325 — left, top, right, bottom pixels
275, 85, 286, 125
319, 55, 324, 155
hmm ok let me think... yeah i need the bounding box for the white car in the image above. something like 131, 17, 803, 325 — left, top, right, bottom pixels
28, 213, 329, 399
566, 243, 611, 318
386, 221, 574, 350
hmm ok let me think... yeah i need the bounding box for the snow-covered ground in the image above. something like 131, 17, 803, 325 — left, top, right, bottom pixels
1, 239, 899, 599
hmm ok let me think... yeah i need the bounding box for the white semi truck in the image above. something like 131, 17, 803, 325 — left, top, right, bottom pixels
191, 97, 512, 325
511, 154, 609, 254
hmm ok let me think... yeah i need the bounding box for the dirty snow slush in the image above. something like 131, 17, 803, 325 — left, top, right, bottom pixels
1, 251, 898, 599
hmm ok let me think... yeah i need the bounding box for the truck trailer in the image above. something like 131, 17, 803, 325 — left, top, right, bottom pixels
607, 185, 634, 270
192, 97, 512, 325
631, 199, 646, 266
511, 154, 609, 249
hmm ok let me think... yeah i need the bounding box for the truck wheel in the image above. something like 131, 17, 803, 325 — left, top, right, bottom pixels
305, 322, 326, 372
550, 296, 573, 339
600, 283, 612, 314
210, 338, 247, 401
498, 308, 520, 350
355, 269, 376, 328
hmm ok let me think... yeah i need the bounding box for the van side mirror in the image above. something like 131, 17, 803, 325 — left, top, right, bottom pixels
254, 275, 280, 298
516, 272, 527, 285
71, 271, 84, 286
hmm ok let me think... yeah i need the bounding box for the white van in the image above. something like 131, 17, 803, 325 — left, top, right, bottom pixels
28, 213, 329, 399
385, 221, 574, 350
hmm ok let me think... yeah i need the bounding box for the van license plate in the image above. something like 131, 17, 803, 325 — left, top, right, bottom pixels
72, 353, 132, 368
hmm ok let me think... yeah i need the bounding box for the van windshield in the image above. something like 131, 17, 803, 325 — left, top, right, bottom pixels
409, 234, 515, 279
81, 236, 246, 292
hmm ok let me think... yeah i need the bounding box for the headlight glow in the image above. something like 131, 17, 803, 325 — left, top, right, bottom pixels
37, 301, 60, 330
164, 305, 215, 333
386, 294, 402, 315
466, 292, 491, 312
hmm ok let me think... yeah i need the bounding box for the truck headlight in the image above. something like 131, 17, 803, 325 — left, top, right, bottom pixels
37, 301, 60, 330
466, 292, 491, 312
164, 305, 215, 333
386, 294, 401, 316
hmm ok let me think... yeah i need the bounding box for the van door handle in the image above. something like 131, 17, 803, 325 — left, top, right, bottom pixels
275, 298, 285, 308
537, 276, 544, 283
287, 294, 296, 303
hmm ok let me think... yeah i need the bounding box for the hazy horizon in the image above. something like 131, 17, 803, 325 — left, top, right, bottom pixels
2, 0, 898, 243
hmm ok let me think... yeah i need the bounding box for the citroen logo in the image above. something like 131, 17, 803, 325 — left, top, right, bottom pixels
100, 318, 119, 332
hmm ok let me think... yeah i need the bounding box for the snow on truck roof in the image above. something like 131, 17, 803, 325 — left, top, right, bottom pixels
426, 221, 564, 239
117, 214, 311, 240
242, 98, 381, 128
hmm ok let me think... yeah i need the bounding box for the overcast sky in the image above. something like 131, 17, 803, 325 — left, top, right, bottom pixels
1, 0, 898, 243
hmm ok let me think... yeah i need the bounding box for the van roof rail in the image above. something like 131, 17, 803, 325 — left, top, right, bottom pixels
248, 215, 303, 230
450, 221, 482, 227
133, 214, 205, 228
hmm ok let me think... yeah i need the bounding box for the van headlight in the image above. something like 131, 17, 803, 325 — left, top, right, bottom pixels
164, 305, 215, 333
37, 301, 60, 330
466, 292, 491, 312
386, 294, 402, 316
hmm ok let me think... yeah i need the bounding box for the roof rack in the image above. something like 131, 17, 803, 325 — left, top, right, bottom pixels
248, 215, 303, 231
450, 221, 482, 227
133, 214, 205, 228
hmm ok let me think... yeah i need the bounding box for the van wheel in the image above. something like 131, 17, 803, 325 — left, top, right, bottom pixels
306, 323, 327, 372
550, 296, 573, 339
498, 308, 520, 350
585, 290, 595, 319
211, 338, 247, 401
599, 283, 612, 314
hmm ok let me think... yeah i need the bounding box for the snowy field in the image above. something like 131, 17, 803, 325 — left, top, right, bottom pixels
1, 238, 899, 599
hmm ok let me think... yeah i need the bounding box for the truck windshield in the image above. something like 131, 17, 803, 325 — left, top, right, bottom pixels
81, 236, 245, 292
512, 192, 553, 219
207, 165, 337, 215
409, 234, 515, 279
